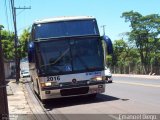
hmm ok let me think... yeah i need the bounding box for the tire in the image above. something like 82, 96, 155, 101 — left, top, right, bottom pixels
36, 79, 40, 95
88, 94, 97, 99
108, 81, 112, 83
41, 99, 47, 104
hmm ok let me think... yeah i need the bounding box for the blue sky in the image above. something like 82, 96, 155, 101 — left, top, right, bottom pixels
1, 0, 160, 40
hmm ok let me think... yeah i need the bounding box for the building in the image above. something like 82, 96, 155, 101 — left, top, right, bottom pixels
4, 59, 15, 78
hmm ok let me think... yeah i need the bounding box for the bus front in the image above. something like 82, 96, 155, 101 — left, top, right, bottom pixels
29, 16, 106, 100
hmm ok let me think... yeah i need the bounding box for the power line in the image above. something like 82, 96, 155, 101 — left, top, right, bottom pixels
4, 0, 10, 31
17, 9, 25, 16
8, 0, 14, 31
17, 24, 32, 32
10, 0, 15, 25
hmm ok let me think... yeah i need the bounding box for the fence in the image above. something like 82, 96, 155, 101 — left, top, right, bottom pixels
110, 65, 160, 75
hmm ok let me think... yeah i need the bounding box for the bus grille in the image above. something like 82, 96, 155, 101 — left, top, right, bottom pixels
60, 87, 89, 96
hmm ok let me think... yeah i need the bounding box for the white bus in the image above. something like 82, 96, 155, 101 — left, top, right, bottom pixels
28, 16, 113, 102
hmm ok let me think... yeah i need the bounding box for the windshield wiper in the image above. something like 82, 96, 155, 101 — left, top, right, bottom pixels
51, 48, 70, 66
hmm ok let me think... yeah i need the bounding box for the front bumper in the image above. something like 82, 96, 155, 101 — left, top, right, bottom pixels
40, 83, 105, 100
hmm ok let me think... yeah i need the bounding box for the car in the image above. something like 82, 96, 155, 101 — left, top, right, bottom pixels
104, 66, 113, 83
20, 70, 30, 78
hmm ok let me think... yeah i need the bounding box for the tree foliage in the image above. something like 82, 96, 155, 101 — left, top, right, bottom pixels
1, 30, 15, 60
0, 27, 30, 60
121, 11, 160, 74
111, 39, 139, 73
19, 28, 30, 59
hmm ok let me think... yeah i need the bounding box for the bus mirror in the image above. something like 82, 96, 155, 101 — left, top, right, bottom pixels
102, 35, 113, 55
28, 42, 35, 62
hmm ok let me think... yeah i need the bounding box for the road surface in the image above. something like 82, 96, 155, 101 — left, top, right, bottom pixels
24, 75, 160, 120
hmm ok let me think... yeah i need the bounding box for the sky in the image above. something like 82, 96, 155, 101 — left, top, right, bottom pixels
1, 0, 160, 40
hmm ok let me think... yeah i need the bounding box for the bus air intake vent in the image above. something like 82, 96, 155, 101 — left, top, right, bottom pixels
60, 87, 89, 96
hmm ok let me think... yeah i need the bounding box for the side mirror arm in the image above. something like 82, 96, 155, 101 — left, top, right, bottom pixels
101, 35, 113, 55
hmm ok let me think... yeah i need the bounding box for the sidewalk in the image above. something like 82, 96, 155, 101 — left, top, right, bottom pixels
6, 79, 32, 114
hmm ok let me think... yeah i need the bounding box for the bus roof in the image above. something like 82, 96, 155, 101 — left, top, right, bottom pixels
34, 16, 95, 24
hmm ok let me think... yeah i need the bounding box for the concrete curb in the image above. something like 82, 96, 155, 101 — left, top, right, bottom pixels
7, 85, 14, 96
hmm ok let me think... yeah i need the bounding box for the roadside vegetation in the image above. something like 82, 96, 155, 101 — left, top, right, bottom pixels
0, 27, 30, 78
1, 11, 160, 75
107, 11, 160, 75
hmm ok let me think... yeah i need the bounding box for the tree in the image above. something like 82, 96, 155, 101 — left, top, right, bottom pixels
112, 38, 140, 74
0, 27, 30, 80
112, 39, 128, 73
19, 28, 30, 59
121, 11, 160, 74
1, 30, 14, 60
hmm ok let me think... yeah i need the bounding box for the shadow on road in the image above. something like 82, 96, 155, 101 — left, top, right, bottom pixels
43, 94, 120, 110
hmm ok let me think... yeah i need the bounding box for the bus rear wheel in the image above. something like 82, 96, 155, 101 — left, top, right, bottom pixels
41, 99, 47, 104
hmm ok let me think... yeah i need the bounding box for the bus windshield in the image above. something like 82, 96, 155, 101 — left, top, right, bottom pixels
34, 19, 99, 39
37, 37, 104, 75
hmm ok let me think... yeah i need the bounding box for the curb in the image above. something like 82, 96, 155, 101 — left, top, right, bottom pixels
7, 85, 14, 96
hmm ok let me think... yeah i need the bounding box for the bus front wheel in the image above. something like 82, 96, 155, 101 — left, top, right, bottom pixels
88, 94, 97, 99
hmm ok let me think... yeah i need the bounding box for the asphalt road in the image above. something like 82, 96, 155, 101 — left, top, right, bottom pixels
25, 75, 160, 120
105, 76, 160, 113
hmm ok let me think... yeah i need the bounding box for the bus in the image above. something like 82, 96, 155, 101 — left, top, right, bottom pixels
28, 16, 113, 101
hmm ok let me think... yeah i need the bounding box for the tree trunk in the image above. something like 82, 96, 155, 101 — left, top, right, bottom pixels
129, 64, 130, 74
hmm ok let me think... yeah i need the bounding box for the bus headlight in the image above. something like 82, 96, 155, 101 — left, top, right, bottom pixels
102, 76, 106, 80
40, 82, 59, 87
41, 83, 45, 87
40, 82, 52, 87
91, 76, 103, 81
45, 82, 52, 86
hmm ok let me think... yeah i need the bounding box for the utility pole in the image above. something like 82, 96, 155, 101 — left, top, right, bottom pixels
101, 25, 106, 35
11, 2, 31, 83
0, 25, 9, 118
13, 6, 19, 83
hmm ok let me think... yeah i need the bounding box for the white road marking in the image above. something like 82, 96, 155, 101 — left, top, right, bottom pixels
114, 81, 160, 88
